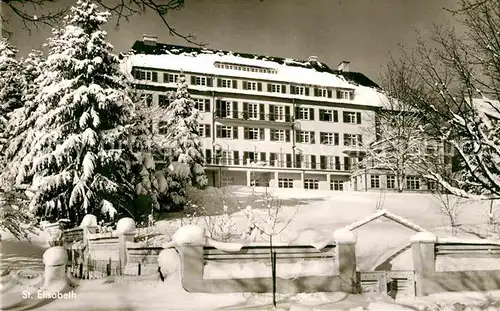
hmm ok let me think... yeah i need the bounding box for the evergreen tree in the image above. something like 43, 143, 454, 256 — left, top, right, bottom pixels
12, 0, 136, 224
162, 77, 208, 189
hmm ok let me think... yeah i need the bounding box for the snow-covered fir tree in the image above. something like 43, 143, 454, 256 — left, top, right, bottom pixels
162, 77, 208, 189
11, 0, 136, 224
0, 38, 25, 169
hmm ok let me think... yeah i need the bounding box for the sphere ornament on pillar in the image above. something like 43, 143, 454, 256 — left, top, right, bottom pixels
80, 214, 97, 228
116, 217, 136, 234
333, 227, 358, 245
43, 246, 68, 266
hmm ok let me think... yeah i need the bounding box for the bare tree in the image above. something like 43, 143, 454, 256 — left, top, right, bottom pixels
386, 0, 500, 199
1, 0, 204, 46
431, 188, 467, 236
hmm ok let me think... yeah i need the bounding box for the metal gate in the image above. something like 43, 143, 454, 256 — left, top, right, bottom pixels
357, 270, 416, 298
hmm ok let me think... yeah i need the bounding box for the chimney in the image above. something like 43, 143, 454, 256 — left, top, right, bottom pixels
308, 55, 318, 63
143, 34, 158, 46
337, 61, 350, 72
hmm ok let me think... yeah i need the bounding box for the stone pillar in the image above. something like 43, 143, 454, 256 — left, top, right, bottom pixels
116, 217, 136, 270
246, 170, 251, 187
333, 228, 358, 293
274, 171, 279, 188
42, 246, 69, 293
410, 232, 437, 296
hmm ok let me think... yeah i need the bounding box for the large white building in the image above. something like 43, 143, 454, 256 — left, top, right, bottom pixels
124, 35, 440, 192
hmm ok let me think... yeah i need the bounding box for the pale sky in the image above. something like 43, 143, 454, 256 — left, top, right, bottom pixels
7, 0, 458, 82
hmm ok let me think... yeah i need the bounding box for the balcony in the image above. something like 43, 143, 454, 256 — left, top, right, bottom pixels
204, 157, 352, 173
214, 110, 294, 126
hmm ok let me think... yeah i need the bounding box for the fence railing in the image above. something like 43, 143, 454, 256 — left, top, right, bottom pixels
67, 257, 122, 279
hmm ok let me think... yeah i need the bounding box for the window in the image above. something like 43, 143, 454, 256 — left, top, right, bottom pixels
221, 100, 232, 118
140, 93, 153, 106
427, 179, 437, 191
244, 127, 264, 140
248, 103, 259, 119
278, 178, 293, 188
315, 88, 328, 97
304, 179, 319, 190
330, 180, 344, 191
298, 108, 310, 120
406, 176, 420, 190
320, 132, 339, 146
387, 175, 396, 189
294, 86, 305, 95
216, 125, 233, 138
220, 79, 232, 88
301, 155, 316, 169
370, 175, 380, 188
270, 84, 281, 93
158, 94, 171, 107
270, 129, 286, 142
164, 73, 180, 83
220, 151, 231, 165
195, 76, 207, 86
319, 109, 338, 122
245, 81, 258, 91
343, 134, 361, 147
337, 89, 354, 100
270, 153, 287, 168
297, 131, 315, 144
198, 124, 211, 138
274, 106, 285, 121
193, 98, 205, 111
343, 111, 361, 124
135, 70, 158, 82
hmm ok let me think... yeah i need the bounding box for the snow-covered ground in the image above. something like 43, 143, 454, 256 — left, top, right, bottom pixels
3, 186, 500, 310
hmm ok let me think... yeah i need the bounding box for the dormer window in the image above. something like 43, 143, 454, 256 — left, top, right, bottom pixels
337, 89, 355, 100
134, 69, 158, 82
214, 62, 277, 74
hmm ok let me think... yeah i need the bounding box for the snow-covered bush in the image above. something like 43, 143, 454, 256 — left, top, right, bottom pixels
172, 225, 206, 246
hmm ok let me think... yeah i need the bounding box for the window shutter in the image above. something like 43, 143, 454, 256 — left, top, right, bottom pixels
350, 91, 354, 100
295, 107, 300, 119
205, 124, 211, 138
267, 84, 272, 92
356, 112, 362, 124
309, 108, 314, 120
334, 133, 339, 145
281, 85, 286, 93
343, 134, 349, 146
205, 149, 212, 164
232, 80, 238, 89
217, 78, 222, 87
244, 128, 249, 140
152, 72, 158, 82
333, 110, 338, 122
285, 130, 290, 142
310, 131, 315, 144
207, 77, 213, 87
191, 76, 196, 85
133, 69, 139, 79
295, 154, 301, 168
319, 109, 324, 121
320, 156, 326, 170
233, 151, 239, 165
233, 126, 238, 139
285, 106, 290, 122
257, 82, 262, 91
270, 129, 275, 141
260, 128, 265, 140
286, 154, 292, 168
204, 99, 210, 112
242, 81, 248, 90
259, 103, 265, 120
314, 88, 319, 97
270, 153, 276, 166
243, 152, 249, 165
344, 157, 351, 171
232, 102, 238, 118
358, 135, 362, 145
221, 101, 227, 116
290, 85, 295, 94
327, 89, 332, 98
269, 105, 275, 121
243, 102, 249, 119
336, 90, 341, 98
216, 100, 221, 117
335, 156, 340, 170
305, 87, 309, 96
342, 111, 348, 123
216, 125, 222, 138
311, 155, 316, 169
260, 152, 266, 163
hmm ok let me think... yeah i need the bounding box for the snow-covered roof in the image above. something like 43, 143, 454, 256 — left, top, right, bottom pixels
126, 40, 380, 90
472, 98, 500, 119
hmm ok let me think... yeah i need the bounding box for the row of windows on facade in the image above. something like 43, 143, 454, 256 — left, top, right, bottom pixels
369, 175, 431, 191
204, 150, 358, 171
142, 93, 363, 124
275, 178, 345, 191
134, 69, 355, 100
214, 61, 278, 74
199, 124, 363, 146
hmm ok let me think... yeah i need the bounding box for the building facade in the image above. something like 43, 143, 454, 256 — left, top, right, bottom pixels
125, 35, 439, 192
